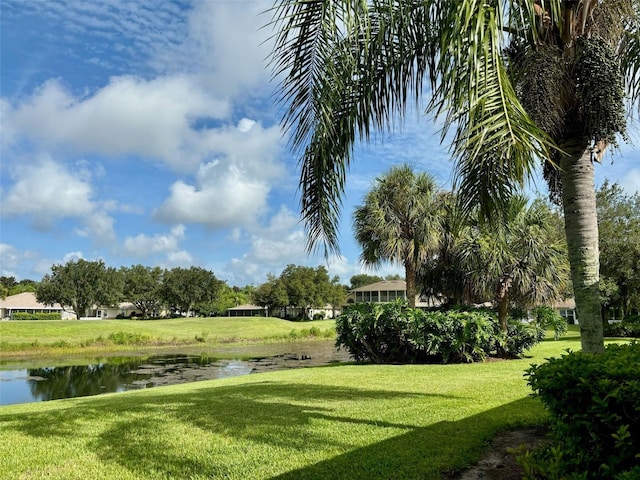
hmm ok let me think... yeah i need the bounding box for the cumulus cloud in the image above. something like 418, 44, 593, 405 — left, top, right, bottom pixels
154, 120, 283, 228
4, 76, 230, 172
122, 225, 186, 257
0, 156, 116, 242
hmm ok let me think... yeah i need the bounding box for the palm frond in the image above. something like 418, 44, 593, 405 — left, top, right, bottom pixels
269, 0, 433, 255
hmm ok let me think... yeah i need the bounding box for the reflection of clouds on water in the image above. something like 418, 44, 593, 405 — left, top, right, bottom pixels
0, 342, 351, 406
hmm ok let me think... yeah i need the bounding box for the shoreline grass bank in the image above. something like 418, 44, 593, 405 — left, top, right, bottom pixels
0, 317, 336, 358
0, 334, 587, 480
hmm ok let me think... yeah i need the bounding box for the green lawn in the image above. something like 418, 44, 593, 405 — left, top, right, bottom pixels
0, 317, 336, 356
0, 333, 587, 480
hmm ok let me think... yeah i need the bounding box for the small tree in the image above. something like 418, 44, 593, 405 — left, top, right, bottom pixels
37, 259, 122, 319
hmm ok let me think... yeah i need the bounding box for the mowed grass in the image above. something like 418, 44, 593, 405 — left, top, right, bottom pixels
0, 334, 588, 480
0, 317, 336, 356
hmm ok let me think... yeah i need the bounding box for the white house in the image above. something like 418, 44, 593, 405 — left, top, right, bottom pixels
0, 292, 75, 320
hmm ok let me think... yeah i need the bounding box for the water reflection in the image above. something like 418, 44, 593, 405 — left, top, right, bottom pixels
1, 354, 254, 406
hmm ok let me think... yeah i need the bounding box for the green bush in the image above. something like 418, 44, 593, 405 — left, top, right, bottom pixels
11, 312, 62, 321
522, 342, 640, 479
107, 331, 151, 345
533, 305, 568, 340
335, 301, 541, 364
604, 321, 640, 338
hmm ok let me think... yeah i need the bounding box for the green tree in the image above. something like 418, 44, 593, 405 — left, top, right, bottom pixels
204, 284, 251, 316
253, 274, 289, 317
120, 265, 164, 318
596, 180, 640, 319
353, 165, 442, 307
349, 274, 384, 290
460, 196, 570, 333
36, 259, 122, 319
269, 0, 639, 353
160, 267, 223, 317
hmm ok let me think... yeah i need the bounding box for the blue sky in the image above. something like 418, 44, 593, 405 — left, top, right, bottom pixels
1, 0, 639, 287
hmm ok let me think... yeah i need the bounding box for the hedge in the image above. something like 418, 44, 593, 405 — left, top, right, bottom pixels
11, 312, 63, 321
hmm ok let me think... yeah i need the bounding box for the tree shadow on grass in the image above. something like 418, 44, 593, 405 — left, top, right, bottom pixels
0, 380, 544, 479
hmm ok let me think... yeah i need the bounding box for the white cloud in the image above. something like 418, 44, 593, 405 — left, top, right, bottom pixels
152, 0, 273, 97
0, 156, 116, 242
4, 76, 230, 172
154, 120, 283, 228
620, 168, 640, 194
122, 225, 186, 257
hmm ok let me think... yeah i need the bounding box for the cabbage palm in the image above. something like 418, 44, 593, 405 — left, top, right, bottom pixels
353, 164, 442, 307
269, 0, 639, 353
460, 196, 570, 333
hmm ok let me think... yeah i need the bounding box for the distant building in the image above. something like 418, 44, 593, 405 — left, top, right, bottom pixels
346, 280, 441, 309
227, 304, 267, 317
0, 292, 75, 320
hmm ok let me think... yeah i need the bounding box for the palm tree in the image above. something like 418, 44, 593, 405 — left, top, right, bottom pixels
353, 164, 442, 307
269, 0, 639, 353
460, 196, 570, 333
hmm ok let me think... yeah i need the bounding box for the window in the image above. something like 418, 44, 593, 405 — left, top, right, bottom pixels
559, 309, 576, 324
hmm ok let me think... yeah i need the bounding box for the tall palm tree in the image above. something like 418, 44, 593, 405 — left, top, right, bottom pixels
353, 164, 442, 307
460, 196, 570, 333
269, 0, 639, 353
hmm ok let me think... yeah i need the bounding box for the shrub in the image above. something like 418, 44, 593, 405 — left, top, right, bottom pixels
11, 312, 62, 321
313, 312, 326, 320
335, 301, 537, 364
604, 320, 640, 338
532, 305, 568, 340
107, 331, 150, 345
522, 342, 640, 479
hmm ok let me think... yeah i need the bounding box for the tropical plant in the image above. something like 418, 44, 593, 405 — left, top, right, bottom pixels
459, 196, 570, 333
353, 165, 442, 307
269, 0, 640, 353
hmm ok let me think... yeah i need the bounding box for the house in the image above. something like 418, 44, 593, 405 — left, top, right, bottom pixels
552, 298, 578, 324
346, 280, 441, 309
227, 304, 267, 317
0, 292, 75, 320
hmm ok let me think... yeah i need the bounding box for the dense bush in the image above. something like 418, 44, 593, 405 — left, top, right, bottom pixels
335, 301, 543, 364
522, 342, 640, 479
604, 316, 640, 338
11, 312, 62, 321
532, 305, 569, 340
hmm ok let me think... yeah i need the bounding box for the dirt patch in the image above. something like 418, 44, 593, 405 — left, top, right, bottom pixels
445, 427, 548, 480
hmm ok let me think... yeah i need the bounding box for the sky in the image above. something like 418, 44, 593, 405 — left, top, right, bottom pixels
1, 0, 639, 287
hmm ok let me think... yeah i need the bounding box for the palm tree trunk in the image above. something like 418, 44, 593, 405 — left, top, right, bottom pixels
560, 146, 604, 354
496, 276, 512, 334
405, 261, 417, 308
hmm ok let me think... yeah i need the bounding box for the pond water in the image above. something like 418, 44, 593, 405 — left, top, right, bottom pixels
0, 341, 351, 406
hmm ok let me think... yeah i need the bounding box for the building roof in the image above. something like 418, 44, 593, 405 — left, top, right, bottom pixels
227, 304, 265, 311
552, 298, 576, 309
0, 291, 64, 310
349, 280, 406, 293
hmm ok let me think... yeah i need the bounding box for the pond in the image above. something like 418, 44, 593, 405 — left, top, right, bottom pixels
0, 340, 351, 406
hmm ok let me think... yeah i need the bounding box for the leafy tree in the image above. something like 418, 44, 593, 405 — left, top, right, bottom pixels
36, 259, 123, 319
349, 274, 384, 290
0, 277, 38, 296
353, 165, 442, 307
269, 0, 640, 353
120, 265, 164, 318
279, 264, 344, 316
597, 180, 640, 319
252, 274, 289, 317
203, 284, 251, 316
160, 267, 223, 317
460, 196, 570, 333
